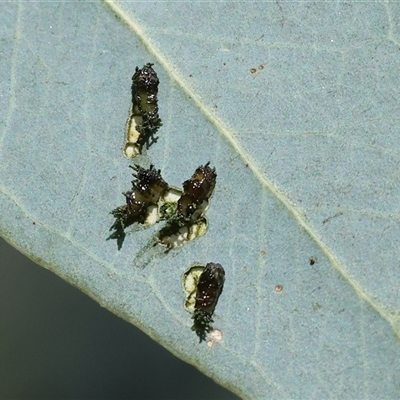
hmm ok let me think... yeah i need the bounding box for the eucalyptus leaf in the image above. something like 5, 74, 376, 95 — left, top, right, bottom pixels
1, 1, 400, 398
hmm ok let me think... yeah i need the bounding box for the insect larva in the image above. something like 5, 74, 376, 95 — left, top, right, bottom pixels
124, 63, 162, 158
108, 165, 168, 249
158, 163, 216, 250
177, 162, 217, 222
191, 263, 225, 342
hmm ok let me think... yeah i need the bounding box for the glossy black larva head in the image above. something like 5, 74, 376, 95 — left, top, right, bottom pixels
177, 162, 217, 222
124, 165, 167, 219
191, 263, 225, 342
183, 162, 217, 200
130, 165, 168, 203
132, 63, 159, 104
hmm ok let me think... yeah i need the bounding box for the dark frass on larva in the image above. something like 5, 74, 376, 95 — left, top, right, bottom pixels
192, 263, 225, 342
108, 165, 168, 249
158, 162, 217, 249
124, 63, 162, 158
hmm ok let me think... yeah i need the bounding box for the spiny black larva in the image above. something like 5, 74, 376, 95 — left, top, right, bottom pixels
177, 162, 217, 222
158, 163, 217, 250
108, 165, 168, 249
124, 63, 161, 158
191, 263, 225, 343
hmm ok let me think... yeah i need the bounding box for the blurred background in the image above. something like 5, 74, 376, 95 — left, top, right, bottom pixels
0, 238, 238, 399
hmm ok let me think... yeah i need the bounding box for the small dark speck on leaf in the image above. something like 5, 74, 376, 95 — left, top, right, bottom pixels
313, 303, 322, 311
275, 285, 283, 292
32, 222, 36, 225
260, 250, 266, 256
250, 68, 257, 74
258, 65, 264, 70
189, 74, 193, 77
309, 257, 316, 265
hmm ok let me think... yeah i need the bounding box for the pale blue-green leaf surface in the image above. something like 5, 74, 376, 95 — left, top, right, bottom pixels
1, 1, 400, 398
